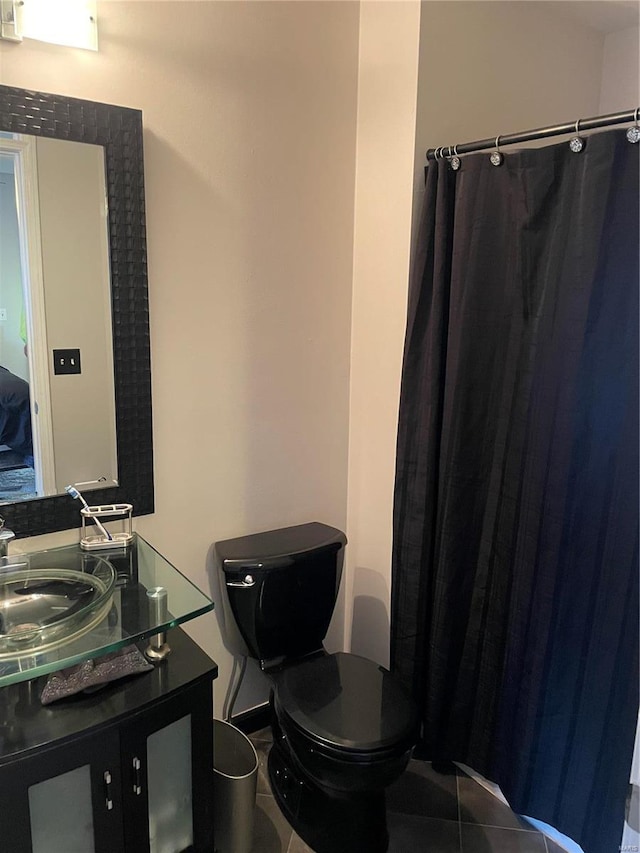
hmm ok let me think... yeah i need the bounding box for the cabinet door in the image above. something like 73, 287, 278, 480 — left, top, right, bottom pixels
120, 678, 214, 853
0, 728, 125, 853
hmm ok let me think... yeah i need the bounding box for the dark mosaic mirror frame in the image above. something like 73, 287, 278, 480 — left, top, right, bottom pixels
0, 85, 154, 538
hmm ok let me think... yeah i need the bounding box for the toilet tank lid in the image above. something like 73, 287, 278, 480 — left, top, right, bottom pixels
215, 522, 347, 573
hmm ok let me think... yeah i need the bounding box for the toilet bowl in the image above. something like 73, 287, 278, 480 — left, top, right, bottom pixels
272, 651, 417, 793
215, 523, 419, 853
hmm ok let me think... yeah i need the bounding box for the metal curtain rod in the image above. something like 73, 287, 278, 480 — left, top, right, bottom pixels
426, 107, 639, 161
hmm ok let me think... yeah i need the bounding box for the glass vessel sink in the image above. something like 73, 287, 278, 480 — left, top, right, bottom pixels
0, 559, 116, 658
0, 534, 214, 687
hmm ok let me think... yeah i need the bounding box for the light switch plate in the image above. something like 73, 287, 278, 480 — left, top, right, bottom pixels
53, 348, 81, 375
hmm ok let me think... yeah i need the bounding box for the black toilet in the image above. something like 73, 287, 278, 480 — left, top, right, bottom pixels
215, 523, 418, 853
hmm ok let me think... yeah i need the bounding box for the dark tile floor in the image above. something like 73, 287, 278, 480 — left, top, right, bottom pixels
247, 728, 568, 853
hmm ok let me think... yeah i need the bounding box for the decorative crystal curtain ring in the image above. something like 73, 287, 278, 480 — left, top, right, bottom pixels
450, 144, 461, 171
569, 118, 584, 152
490, 136, 503, 166
627, 107, 640, 144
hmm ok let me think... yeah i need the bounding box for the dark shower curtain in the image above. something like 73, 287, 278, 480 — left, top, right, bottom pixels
391, 130, 639, 853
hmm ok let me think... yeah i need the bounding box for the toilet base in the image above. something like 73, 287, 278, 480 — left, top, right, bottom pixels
268, 739, 389, 853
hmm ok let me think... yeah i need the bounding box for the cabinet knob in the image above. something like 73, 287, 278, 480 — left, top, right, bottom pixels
103, 770, 113, 810
133, 756, 142, 795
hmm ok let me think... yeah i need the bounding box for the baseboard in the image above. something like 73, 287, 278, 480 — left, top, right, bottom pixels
231, 702, 271, 734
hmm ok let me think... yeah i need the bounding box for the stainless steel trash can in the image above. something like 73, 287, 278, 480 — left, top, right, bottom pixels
213, 720, 259, 853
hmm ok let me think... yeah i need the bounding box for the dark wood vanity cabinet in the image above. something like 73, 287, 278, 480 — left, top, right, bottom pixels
0, 629, 218, 853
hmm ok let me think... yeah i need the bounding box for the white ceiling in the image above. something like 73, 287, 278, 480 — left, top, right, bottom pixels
542, 1, 640, 34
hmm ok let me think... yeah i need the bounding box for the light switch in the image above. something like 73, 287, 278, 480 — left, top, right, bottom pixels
53, 348, 81, 375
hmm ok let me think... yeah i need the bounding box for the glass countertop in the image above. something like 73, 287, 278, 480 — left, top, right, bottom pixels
0, 534, 213, 687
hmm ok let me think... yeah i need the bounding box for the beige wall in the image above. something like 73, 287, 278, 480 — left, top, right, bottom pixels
0, 0, 359, 715
599, 25, 639, 112
346, 0, 420, 667
345, 0, 606, 669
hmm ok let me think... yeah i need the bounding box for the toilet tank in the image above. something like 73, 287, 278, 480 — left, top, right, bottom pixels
215, 523, 347, 666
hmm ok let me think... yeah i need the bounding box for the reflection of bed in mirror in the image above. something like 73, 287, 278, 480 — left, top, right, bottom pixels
0, 366, 33, 465
0, 366, 36, 500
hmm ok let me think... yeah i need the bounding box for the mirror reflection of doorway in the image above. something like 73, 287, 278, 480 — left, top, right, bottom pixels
0, 130, 119, 504
0, 152, 37, 501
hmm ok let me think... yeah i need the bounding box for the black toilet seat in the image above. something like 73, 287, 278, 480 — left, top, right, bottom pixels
273, 651, 418, 759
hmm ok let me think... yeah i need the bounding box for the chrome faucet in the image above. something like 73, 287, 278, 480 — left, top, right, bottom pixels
0, 517, 15, 559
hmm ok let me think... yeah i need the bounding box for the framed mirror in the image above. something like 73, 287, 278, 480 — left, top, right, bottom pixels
0, 85, 154, 538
